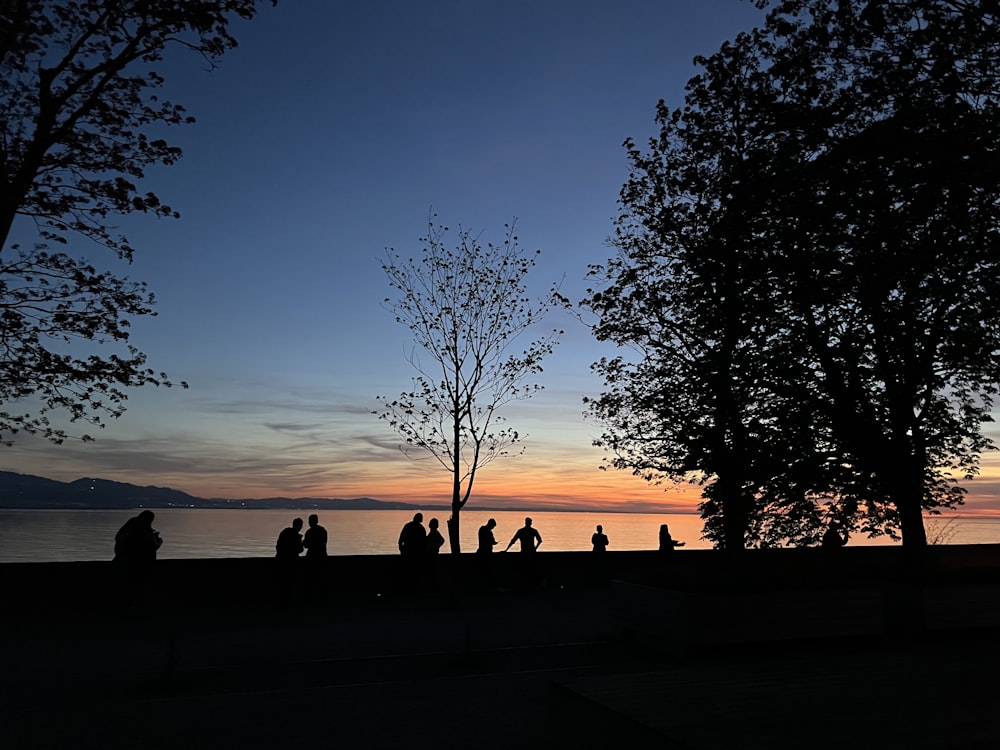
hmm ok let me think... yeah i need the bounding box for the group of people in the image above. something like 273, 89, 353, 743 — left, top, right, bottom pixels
104, 509, 692, 614
112, 511, 690, 569
273, 514, 330, 605
397, 512, 445, 556
275, 514, 329, 559
473, 516, 542, 590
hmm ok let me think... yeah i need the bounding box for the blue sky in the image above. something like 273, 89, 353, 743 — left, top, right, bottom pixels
7, 1, 1000, 513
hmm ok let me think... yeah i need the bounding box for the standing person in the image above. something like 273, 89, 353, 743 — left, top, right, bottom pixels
426, 518, 445, 554
477, 518, 499, 591
113, 509, 163, 616
275, 517, 304, 607
303, 514, 328, 557
505, 517, 542, 552
477, 518, 499, 554
303, 514, 328, 606
591, 523, 610, 587
505, 517, 543, 590
425, 517, 445, 592
592, 524, 609, 552
397, 512, 426, 556
658, 523, 685, 552
397, 512, 426, 594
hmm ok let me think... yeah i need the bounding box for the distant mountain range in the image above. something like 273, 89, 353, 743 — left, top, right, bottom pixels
0, 471, 428, 511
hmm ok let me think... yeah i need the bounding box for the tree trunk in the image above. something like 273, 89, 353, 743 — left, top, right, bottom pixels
896, 474, 927, 547
448, 501, 462, 554
0, 194, 19, 251
887, 451, 928, 584
716, 474, 748, 552
897, 487, 927, 546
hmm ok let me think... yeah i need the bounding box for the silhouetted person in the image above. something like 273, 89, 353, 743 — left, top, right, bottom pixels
822, 522, 846, 549
426, 517, 445, 554
505, 517, 542, 552
114, 509, 163, 568
113, 509, 162, 616
398, 512, 426, 556
397, 512, 426, 594
276, 517, 305, 559
506, 517, 543, 590
424, 517, 445, 591
659, 523, 685, 552
590, 524, 610, 587
592, 524, 609, 553
303, 514, 328, 605
478, 518, 499, 554
303, 513, 328, 557
275, 517, 304, 606
477, 518, 499, 590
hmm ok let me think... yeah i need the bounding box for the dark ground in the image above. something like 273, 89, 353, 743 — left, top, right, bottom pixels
3, 549, 1000, 749
0, 588, 645, 749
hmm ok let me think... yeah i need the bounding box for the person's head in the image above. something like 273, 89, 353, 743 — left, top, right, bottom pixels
596, 524, 603, 533
414, 512, 423, 523
525, 517, 533, 526
660, 524, 669, 533
138, 510, 155, 526
292, 517, 303, 531
308, 514, 319, 527
487, 518, 496, 529
429, 518, 439, 530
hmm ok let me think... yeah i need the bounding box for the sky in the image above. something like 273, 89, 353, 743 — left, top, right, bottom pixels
6, 0, 1000, 514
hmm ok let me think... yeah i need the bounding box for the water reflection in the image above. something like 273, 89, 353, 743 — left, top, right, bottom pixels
0, 509, 996, 563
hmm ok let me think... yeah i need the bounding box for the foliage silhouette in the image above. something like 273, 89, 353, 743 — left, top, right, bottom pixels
584, 0, 1000, 549
0, 1, 275, 444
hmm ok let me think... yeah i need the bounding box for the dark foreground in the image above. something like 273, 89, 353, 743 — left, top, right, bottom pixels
3, 547, 1000, 749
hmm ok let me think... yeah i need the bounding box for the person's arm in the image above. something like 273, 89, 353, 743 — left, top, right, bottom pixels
534, 531, 542, 550
504, 535, 516, 551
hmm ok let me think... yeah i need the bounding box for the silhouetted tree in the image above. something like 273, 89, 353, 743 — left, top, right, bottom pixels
749, 0, 1000, 549
584, 79, 833, 551
0, 1, 274, 443
377, 217, 563, 553
584, 0, 1000, 550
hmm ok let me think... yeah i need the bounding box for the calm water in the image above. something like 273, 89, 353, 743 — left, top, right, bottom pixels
0, 508, 997, 563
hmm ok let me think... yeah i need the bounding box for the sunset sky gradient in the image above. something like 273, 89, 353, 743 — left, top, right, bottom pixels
6, 0, 1000, 515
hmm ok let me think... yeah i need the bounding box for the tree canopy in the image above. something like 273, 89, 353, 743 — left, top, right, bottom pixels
1, 0, 271, 443
584, 0, 1000, 549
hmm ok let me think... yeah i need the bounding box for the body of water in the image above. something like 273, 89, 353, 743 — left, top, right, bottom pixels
0, 508, 997, 563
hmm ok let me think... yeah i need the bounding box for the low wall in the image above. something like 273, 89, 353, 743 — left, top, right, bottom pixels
3, 545, 1000, 619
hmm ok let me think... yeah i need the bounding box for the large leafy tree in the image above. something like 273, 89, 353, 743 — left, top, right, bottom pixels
585, 0, 1000, 549
0, 0, 272, 444
757, 0, 1000, 548
377, 218, 563, 553
584, 37, 834, 551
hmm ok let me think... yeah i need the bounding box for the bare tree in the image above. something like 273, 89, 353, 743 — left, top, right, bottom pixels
377, 217, 564, 553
